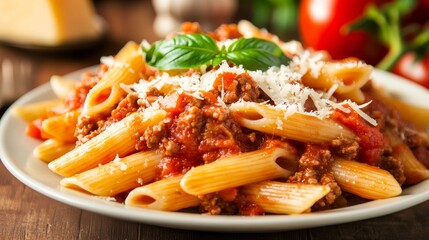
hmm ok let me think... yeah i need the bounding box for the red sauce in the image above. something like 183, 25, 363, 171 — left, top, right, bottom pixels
110, 97, 139, 122
331, 109, 385, 165
158, 156, 202, 179
166, 93, 200, 118
213, 24, 243, 41
218, 188, 238, 202
64, 64, 108, 111
238, 201, 264, 216
25, 118, 46, 140
157, 89, 251, 178
94, 88, 111, 105
212, 72, 237, 91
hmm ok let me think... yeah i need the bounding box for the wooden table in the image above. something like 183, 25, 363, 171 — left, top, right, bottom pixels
1, 0, 429, 239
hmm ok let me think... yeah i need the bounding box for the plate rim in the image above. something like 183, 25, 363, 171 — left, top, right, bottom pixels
1, 67, 429, 232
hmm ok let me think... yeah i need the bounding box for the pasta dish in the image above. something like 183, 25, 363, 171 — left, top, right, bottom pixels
13, 21, 429, 215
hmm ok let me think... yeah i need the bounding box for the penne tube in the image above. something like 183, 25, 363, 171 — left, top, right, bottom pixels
241, 181, 330, 214
375, 85, 429, 130
11, 99, 63, 122
126, 175, 200, 211
50, 75, 76, 99
385, 130, 429, 185
33, 139, 75, 163
41, 109, 81, 142
61, 150, 162, 196
392, 144, 429, 185
48, 109, 166, 177
180, 147, 298, 196
302, 58, 372, 103
114, 40, 142, 61
332, 159, 402, 199
83, 41, 144, 117
230, 102, 355, 143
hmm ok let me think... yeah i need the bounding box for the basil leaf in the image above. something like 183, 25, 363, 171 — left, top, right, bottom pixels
225, 38, 290, 71
144, 34, 291, 71
145, 34, 220, 70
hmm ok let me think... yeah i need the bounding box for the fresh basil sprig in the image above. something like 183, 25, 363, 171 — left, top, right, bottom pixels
142, 33, 290, 71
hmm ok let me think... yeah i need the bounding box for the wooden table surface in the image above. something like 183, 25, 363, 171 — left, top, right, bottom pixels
1, 0, 429, 239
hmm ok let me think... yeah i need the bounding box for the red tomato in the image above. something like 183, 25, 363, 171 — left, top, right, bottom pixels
299, 0, 387, 65
392, 52, 429, 89
404, 0, 429, 25
25, 118, 44, 140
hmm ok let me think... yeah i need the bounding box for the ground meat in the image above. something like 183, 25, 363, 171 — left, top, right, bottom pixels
331, 135, 360, 160
110, 93, 140, 122
152, 90, 263, 178
318, 172, 342, 209
199, 107, 241, 163
236, 198, 265, 216
180, 22, 202, 34
137, 87, 165, 109
213, 24, 242, 41
212, 72, 262, 104
331, 108, 386, 165
198, 188, 264, 216
378, 155, 406, 185
64, 67, 104, 111
413, 146, 429, 169
165, 106, 204, 157
287, 144, 342, 210
74, 92, 140, 146
161, 137, 180, 156
363, 83, 429, 166
139, 122, 166, 150
74, 115, 104, 146
198, 192, 238, 215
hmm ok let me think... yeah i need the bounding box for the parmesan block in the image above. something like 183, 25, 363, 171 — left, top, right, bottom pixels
0, 0, 103, 46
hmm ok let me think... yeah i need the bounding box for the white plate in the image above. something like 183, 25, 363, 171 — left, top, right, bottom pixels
1, 68, 429, 232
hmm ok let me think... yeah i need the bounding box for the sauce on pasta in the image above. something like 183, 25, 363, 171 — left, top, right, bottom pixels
17, 20, 429, 216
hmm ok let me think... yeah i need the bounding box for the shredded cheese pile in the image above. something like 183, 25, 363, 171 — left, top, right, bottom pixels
115, 39, 377, 125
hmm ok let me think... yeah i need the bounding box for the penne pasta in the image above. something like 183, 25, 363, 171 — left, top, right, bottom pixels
11, 99, 62, 122
48, 109, 166, 177
50, 75, 76, 99
374, 85, 429, 130
392, 144, 429, 185
33, 139, 75, 163
332, 159, 402, 199
241, 181, 330, 214
61, 150, 162, 196
14, 21, 429, 216
229, 101, 355, 143
41, 109, 81, 142
82, 41, 144, 117
126, 175, 200, 211
302, 58, 372, 103
385, 130, 429, 185
180, 147, 298, 196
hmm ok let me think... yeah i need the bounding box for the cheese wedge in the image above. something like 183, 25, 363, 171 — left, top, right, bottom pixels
0, 0, 103, 46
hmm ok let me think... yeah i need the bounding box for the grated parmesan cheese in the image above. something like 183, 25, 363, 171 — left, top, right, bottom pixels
123, 52, 376, 125
120, 162, 128, 171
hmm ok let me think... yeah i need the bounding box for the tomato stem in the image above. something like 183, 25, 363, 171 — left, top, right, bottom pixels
347, 0, 429, 70
376, 8, 405, 70
376, 43, 403, 70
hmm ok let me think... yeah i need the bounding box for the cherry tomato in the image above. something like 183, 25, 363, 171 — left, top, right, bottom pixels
299, 0, 387, 65
392, 52, 429, 89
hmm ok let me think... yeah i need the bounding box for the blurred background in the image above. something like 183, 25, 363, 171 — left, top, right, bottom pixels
0, 0, 428, 110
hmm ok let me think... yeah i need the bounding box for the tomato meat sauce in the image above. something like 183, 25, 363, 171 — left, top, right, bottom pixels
331, 107, 385, 165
